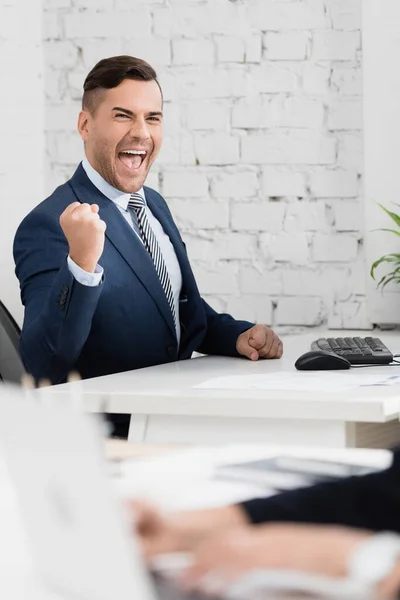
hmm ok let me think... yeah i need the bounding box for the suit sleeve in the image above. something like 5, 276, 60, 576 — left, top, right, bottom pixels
13, 210, 103, 384
240, 450, 400, 533
197, 299, 254, 357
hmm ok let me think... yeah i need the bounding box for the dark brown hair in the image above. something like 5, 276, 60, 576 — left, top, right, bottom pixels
82, 55, 162, 113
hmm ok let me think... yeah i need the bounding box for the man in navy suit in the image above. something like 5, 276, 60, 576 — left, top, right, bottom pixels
13, 56, 282, 433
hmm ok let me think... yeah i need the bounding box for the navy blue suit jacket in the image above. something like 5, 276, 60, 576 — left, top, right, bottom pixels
14, 164, 253, 384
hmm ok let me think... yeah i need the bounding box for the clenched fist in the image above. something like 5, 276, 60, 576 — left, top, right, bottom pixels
60, 202, 106, 273
236, 324, 283, 360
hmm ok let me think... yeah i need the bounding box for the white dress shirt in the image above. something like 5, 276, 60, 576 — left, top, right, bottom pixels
67, 158, 182, 340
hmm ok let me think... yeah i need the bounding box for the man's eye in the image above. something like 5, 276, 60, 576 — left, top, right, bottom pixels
148, 116, 161, 122
116, 113, 129, 119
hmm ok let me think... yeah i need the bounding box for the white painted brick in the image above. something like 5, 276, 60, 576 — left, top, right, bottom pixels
168, 198, 229, 230
51, 131, 82, 164
116, 0, 163, 7
262, 168, 307, 198
185, 101, 230, 131
331, 66, 362, 96
45, 68, 67, 100
64, 10, 151, 39
302, 63, 331, 95
241, 131, 336, 165
156, 136, 181, 166
210, 170, 259, 199
144, 168, 160, 191
191, 263, 239, 295
264, 32, 310, 61
205, 3, 251, 37
328, 99, 363, 130
250, 64, 300, 94
123, 38, 172, 68
312, 234, 358, 262
163, 170, 208, 198
44, 0, 71, 7
245, 34, 262, 63
72, 0, 113, 8
276, 297, 325, 326
327, 0, 362, 31
195, 133, 239, 165
179, 135, 197, 166
43, 12, 61, 39
231, 201, 285, 233
162, 103, 182, 135
179, 68, 249, 100
328, 299, 373, 330
239, 266, 283, 295
153, 8, 174, 38
282, 268, 345, 297
312, 31, 360, 61
232, 97, 324, 129
337, 133, 363, 171
261, 233, 310, 264
285, 201, 329, 233
184, 232, 257, 262
310, 170, 359, 198
67, 70, 85, 100
172, 39, 214, 66
226, 296, 273, 325
332, 199, 363, 232
79, 39, 125, 70
216, 36, 245, 63
348, 261, 368, 296
45, 40, 79, 69
249, 0, 329, 31
46, 101, 80, 131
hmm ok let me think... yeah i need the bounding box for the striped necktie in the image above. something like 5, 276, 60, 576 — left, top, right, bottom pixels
128, 193, 176, 329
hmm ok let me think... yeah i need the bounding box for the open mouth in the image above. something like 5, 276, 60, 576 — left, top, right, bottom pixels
118, 149, 147, 171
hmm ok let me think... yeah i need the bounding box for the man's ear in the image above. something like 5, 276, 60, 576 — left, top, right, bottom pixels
78, 110, 90, 142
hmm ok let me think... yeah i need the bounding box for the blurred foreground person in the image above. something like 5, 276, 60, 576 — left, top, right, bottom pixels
133, 446, 400, 598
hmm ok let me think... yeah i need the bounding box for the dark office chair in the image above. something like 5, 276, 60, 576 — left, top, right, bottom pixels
0, 301, 25, 384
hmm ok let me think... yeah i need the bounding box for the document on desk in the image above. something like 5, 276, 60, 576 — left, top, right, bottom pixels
195, 372, 400, 392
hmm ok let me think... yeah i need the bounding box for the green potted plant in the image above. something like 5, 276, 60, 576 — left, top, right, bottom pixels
371, 204, 400, 290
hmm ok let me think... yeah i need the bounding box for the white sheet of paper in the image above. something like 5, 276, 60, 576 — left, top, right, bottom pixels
195, 372, 400, 392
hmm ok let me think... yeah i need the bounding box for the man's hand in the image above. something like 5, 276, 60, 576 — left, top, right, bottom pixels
179, 524, 371, 595
60, 202, 106, 273
236, 325, 283, 360
129, 501, 248, 558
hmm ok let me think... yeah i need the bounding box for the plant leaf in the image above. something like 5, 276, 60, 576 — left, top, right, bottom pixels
374, 228, 400, 237
378, 203, 400, 229
370, 255, 400, 279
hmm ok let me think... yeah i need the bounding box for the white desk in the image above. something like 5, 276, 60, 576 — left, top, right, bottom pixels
44, 331, 400, 449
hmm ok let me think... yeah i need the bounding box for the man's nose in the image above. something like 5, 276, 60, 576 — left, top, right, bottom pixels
130, 118, 150, 140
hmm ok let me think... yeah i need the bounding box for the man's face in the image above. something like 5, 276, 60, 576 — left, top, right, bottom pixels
78, 78, 163, 193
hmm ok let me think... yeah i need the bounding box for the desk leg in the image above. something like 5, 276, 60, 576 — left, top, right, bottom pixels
127, 415, 148, 443
346, 421, 400, 449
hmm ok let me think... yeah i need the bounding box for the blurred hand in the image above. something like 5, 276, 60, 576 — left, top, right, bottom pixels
179, 523, 370, 595
60, 202, 106, 273
129, 501, 248, 559
236, 325, 283, 361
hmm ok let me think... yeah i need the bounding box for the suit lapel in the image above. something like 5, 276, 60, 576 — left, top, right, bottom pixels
69, 165, 176, 337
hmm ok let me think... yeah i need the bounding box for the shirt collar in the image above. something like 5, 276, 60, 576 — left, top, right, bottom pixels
82, 158, 145, 211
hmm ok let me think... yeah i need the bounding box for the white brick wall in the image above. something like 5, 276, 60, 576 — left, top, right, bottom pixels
42, 0, 368, 330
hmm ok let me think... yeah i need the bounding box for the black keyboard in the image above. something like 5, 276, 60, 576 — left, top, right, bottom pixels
311, 337, 393, 365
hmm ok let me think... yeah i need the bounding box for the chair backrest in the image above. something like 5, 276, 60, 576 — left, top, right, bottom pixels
0, 301, 25, 384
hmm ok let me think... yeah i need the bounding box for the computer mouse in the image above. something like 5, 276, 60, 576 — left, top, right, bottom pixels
295, 350, 351, 371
